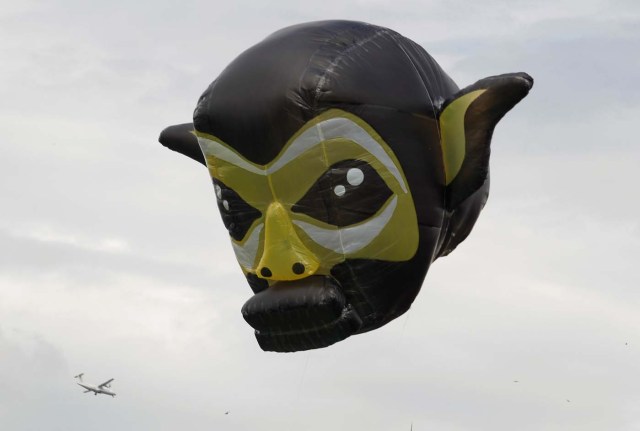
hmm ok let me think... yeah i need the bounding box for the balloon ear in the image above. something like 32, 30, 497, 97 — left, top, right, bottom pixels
438, 72, 533, 209
159, 123, 206, 166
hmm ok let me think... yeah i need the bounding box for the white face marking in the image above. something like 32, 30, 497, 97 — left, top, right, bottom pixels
293, 196, 398, 255
346, 168, 364, 186
197, 113, 410, 268
198, 137, 266, 175
197, 116, 409, 193
231, 223, 263, 268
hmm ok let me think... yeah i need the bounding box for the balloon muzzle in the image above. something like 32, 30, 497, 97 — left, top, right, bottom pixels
241, 276, 362, 352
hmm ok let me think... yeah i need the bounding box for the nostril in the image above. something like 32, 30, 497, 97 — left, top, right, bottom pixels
260, 267, 272, 278
292, 262, 305, 275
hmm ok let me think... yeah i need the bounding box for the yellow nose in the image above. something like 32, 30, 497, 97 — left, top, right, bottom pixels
256, 202, 319, 281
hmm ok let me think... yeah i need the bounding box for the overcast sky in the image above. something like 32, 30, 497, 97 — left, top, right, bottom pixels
1, 0, 639, 430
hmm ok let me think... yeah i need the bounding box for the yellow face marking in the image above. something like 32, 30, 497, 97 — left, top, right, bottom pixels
196, 109, 419, 277
439, 89, 486, 184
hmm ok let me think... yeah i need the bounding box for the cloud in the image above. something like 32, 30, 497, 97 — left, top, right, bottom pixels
1, 1, 639, 430
0, 327, 71, 430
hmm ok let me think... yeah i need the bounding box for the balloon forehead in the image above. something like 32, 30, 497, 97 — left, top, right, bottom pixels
193, 20, 457, 166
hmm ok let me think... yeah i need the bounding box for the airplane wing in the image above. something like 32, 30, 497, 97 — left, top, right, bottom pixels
98, 378, 114, 389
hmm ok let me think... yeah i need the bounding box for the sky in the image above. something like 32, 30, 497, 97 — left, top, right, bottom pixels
1, 0, 639, 430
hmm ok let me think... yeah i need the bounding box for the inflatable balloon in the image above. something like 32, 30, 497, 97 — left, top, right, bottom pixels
159, 20, 532, 352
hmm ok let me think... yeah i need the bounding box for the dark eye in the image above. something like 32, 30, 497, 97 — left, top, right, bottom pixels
292, 160, 392, 227
213, 179, 261, 241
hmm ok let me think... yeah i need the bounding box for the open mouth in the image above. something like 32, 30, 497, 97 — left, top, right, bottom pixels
241, 276, 363, 352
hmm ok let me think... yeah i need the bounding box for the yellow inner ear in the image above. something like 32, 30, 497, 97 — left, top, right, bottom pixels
439, 89, 486, 184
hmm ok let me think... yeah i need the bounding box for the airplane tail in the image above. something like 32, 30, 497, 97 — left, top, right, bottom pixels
74, 373, 84, 382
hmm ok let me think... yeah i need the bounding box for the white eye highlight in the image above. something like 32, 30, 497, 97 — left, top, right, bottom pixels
346, 168, 364, 186
215, 185, 222, 199
223, 200, 230, 211
333, 185, 346, 197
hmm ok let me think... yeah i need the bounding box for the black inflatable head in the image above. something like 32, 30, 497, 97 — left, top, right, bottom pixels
160, 20, 533, 352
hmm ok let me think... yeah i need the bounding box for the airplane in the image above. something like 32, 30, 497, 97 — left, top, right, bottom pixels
74, 373, 116, 397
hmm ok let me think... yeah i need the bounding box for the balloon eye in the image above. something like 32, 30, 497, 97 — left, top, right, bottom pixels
292, 160, 392, 227
213, 179, 261, 241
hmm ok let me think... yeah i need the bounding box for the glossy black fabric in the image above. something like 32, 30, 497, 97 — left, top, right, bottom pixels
193, 20, 458, 165
160, 20, 533, 352
291, 159, 392, 227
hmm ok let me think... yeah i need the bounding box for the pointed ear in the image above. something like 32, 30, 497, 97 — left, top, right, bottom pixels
438, 72, 533, 209
158, 123, 206, 166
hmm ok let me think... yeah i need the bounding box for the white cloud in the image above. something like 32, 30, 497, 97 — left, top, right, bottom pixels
8, 222, 131, 253
1, 0, 639, 429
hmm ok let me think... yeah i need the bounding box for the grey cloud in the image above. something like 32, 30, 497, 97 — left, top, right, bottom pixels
2, 1, 640, 430
0, 328, 72, 430
430, 16, 640, 124
0, 228, 222, 288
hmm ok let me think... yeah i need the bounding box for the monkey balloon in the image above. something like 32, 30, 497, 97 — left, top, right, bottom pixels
159, 20, 533, 352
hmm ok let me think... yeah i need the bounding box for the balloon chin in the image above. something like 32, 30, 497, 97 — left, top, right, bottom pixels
241, 276, 363, 352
